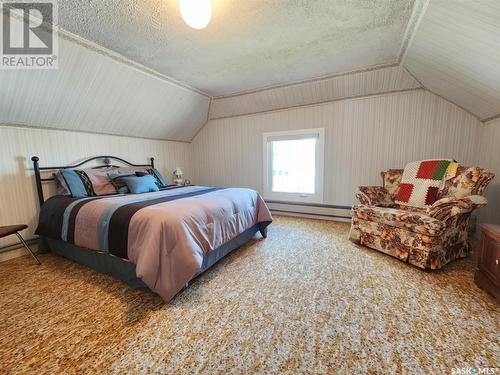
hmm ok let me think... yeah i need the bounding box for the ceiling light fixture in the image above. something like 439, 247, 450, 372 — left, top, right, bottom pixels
179, 0, 212, 30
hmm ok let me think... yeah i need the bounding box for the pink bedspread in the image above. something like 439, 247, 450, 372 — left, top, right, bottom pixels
129, 188, 272, 300
42, 186, 272, 301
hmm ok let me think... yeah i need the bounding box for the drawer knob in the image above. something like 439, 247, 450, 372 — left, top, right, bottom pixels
496, 259, 499, 266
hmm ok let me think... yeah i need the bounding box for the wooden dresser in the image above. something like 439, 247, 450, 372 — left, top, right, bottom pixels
474, 224, 500, 301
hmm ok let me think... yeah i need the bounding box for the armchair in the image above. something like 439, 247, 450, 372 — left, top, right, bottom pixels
349, 166, 494, 269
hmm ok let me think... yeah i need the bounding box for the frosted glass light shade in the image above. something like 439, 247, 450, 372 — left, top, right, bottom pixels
179, 0, 212, 29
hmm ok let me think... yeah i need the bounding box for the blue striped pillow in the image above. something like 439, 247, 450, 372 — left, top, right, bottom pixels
59, 169, 90, 198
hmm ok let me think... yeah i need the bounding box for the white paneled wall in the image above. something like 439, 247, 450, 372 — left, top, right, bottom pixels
210, 66, 421, 119
476, 119, 500, 225
0, 125, 192, 248
193, 89, 481, 206
2, 89, 496, 258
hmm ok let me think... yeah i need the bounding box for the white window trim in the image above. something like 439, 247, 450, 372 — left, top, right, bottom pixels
263, 128, 325, 204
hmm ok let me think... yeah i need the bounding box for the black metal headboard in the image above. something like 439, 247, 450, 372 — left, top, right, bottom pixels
31, 155, 155, 207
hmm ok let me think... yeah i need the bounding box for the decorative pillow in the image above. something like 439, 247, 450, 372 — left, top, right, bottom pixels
150, 168, 169, 187
123, 175, 160, 194
54, 172, 71, 196
58, 168, 120, 197
135, 168, 168, 188
56, 167, 165, 198
83, 169, 118, 196
58, 169, 92, 198
107, 172, 135, 194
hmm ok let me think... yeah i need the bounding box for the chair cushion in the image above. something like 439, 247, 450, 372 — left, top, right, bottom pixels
352, 205, 445, 236
0, 224, 28, 238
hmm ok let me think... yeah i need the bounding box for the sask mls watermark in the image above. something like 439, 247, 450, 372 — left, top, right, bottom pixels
1, 0, 58, 69
451, 367, 499, 375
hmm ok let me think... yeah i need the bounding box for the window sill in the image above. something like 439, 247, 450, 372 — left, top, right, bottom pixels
263, 192, 324, 204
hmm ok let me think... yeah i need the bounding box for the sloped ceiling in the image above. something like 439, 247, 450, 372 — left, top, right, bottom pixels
209, 66, 421, 119
207, 0, 500, 122
3, 0, 499, 142
0, 26, 210, 141
49, 0, 416, 96
404, 0, 500, 121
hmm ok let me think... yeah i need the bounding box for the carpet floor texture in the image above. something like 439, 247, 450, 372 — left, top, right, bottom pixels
0, 216, 498, 374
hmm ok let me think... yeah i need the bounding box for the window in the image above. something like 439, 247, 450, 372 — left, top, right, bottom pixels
263, 128, 324, 203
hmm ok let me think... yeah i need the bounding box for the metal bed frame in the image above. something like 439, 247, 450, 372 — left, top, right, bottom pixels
31, 155, 155, 207
30, 155, 263, 293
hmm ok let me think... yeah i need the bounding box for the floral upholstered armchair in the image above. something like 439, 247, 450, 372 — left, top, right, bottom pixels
349, 166, 494, 269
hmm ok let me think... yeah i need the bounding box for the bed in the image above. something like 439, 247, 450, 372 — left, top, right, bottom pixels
32, 156, 272, 302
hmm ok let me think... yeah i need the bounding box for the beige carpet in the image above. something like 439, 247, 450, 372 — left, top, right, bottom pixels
0, 216, 498, 374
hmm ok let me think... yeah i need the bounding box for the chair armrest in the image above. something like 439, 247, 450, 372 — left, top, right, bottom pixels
427, 195, 488, 221
355, 186, 393, 207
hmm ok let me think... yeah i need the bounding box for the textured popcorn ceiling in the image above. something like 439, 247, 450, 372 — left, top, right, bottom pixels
51, 0, 415, 96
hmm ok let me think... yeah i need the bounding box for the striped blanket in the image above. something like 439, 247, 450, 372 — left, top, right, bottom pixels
36, 186, 273, 301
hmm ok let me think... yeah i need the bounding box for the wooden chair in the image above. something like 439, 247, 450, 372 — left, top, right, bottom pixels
0, 225, 41, 264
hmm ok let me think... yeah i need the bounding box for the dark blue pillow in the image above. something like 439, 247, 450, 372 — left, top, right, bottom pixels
107, 172, 135, 194
122, 175, 160, 194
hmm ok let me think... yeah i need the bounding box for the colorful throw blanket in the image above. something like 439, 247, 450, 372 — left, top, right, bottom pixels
36, 186, 272, 302
395, 159, 458, 208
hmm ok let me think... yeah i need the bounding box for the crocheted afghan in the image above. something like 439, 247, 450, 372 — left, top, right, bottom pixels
395, 159, 457, 208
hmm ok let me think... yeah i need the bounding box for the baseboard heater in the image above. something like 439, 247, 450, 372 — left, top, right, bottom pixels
0, 203, 352, 253
0, 237, 38, 254
265, 200, 352, 221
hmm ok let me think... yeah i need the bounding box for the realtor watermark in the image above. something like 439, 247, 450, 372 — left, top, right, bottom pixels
1, 0, 58, 69
451, 367, 499, 375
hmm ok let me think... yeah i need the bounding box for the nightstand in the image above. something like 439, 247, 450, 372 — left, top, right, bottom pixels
474, 224, 500, 301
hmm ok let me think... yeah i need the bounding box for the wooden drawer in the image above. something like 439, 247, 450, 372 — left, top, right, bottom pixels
475, 224, 500, 301
479, 233, 499, 285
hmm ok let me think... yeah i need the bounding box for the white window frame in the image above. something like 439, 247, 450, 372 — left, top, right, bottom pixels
263, 128, 325, 204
